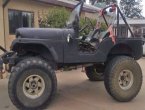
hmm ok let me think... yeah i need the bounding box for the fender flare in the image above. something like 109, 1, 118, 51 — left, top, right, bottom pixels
11, 39, 59, 62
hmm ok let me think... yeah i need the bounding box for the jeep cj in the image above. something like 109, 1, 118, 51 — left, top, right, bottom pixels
0, 0, 143, 110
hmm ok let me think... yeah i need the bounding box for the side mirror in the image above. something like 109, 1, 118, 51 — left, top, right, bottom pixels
67, 34, 73, 43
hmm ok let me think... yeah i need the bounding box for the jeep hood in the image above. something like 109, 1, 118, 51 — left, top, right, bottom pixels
16, 28, 74, 40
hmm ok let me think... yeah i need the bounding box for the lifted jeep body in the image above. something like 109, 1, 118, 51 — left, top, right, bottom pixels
12, 29, 143, 63
0, 0, 143, 110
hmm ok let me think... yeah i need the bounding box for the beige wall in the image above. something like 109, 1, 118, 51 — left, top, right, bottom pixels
0, 0, 5, 51
4, 0, 97, 50
85, 12, 98, 19
4, 0, 53, 50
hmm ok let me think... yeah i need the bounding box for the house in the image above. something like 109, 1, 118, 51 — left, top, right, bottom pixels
118, 18, 145, 38
0, 0, 100, 51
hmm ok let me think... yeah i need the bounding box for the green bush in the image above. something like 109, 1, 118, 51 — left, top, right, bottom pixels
79, 17, 97, 36
39, 7, 69, 28
39, 7, 107, 35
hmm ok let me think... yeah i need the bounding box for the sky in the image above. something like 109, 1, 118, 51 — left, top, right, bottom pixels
142, 0, 145, 17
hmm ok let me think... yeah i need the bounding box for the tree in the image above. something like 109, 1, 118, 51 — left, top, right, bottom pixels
120, 0, 144, 18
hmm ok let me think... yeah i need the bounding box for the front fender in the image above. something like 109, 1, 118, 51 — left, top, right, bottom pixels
11, 38, 60, 62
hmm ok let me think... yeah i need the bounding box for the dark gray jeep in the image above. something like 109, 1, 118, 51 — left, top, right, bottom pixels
0, 0, 143, 110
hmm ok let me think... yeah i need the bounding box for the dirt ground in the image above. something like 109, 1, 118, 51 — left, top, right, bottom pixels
0, 59, 145, 110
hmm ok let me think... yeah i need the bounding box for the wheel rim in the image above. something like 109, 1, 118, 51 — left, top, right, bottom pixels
23, 75, 45, 99
118, 70, 134, 90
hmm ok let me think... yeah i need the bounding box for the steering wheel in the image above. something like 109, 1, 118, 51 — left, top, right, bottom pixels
79, 17, 94, 33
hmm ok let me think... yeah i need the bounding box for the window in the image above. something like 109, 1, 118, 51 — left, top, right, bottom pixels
8, 10, 34, 34
119, 26, 128, 37
143, 28, 145, 33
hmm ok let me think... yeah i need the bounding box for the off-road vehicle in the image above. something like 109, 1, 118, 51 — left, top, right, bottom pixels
0, 0, 143, 109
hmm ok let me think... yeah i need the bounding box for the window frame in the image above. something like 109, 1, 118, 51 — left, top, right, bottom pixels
8, 9, 34, 35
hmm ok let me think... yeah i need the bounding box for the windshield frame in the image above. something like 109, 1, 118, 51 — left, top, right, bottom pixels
67, 1, 84, 29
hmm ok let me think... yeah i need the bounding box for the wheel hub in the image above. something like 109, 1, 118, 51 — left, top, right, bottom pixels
23, 75, 45, 99
118, 70, 134, 90
30, 81, 38, 89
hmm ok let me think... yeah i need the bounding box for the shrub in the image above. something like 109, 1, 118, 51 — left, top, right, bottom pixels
39, 7, 69, 28
39, 7, 107, 35
79, 17, 97, 36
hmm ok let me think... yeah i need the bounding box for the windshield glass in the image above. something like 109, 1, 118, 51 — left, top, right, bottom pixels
67, 2, 82, 26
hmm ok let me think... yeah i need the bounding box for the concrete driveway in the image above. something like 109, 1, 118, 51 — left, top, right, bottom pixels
0, 59, 145, 110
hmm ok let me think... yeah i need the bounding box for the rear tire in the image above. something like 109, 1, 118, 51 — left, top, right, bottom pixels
104, 56, 142, 102
8, 57, 57, 110
85, 66, 104, 81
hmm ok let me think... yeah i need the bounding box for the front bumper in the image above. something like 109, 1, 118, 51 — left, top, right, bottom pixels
0, 46, 16, 73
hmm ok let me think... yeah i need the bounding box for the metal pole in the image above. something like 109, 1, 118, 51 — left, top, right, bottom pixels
117, 6, 119, 38
117, 6, 135, 38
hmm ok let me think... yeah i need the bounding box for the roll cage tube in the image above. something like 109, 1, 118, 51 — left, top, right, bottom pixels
100, 4, 135, 38
99, 4, 117, 27
98, 5, 117, 43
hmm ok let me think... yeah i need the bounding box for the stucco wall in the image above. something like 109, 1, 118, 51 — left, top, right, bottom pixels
4, 0, 53, 50
0, 0, 5, 51
3, 0, 96, 50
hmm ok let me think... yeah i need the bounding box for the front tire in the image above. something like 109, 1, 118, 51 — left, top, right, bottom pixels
8, 57, 57, 110
104, 56, 142, 102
